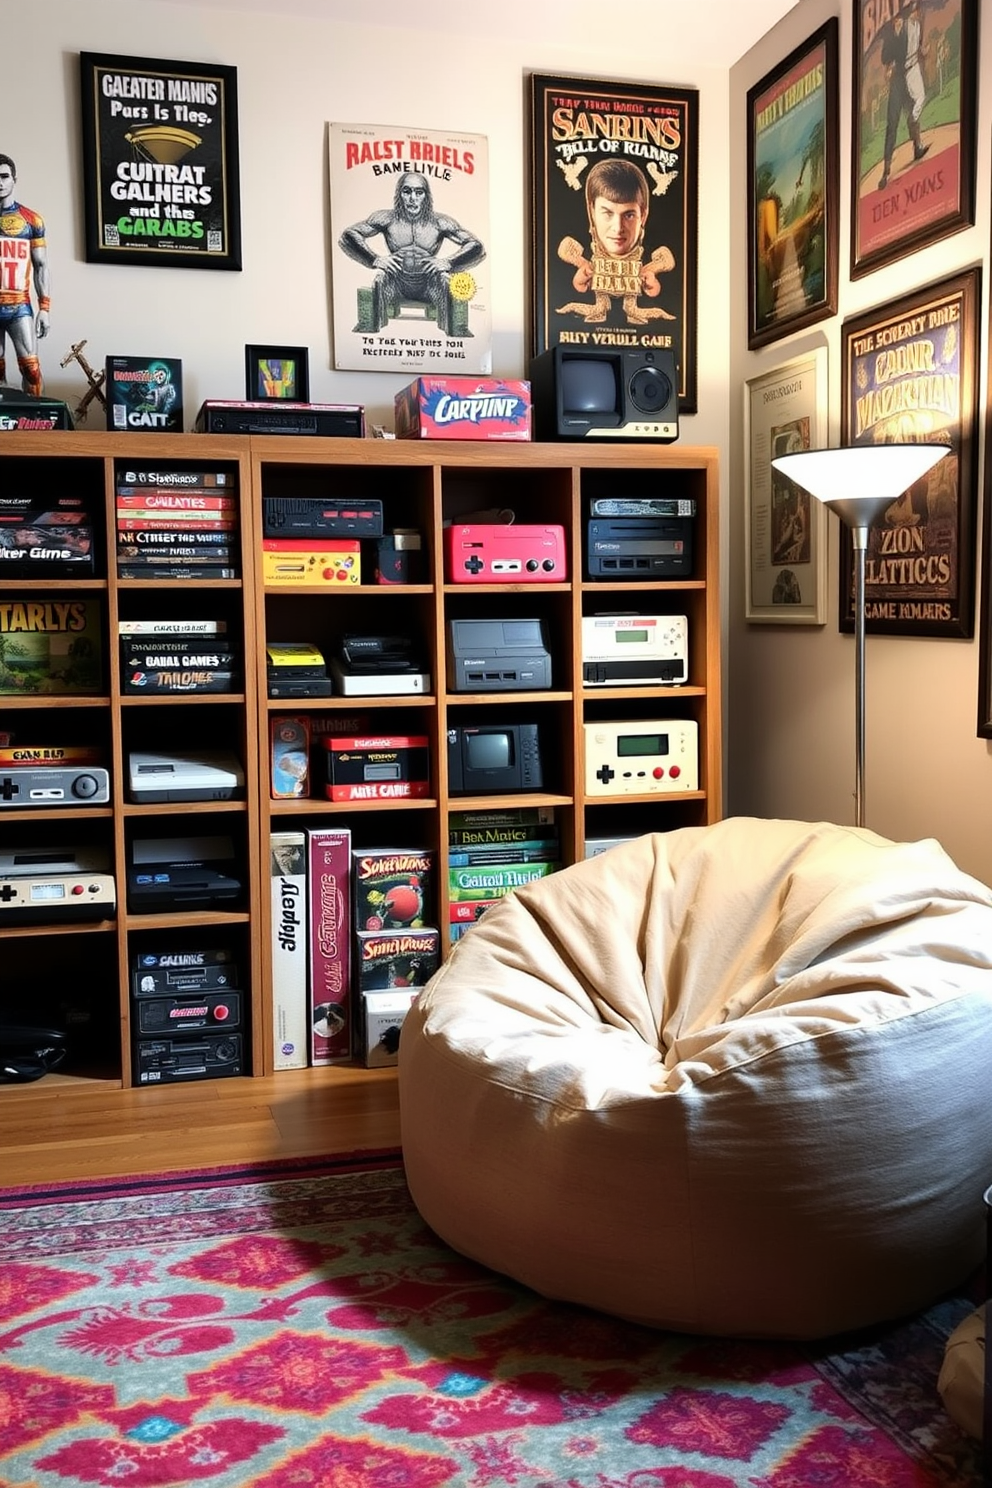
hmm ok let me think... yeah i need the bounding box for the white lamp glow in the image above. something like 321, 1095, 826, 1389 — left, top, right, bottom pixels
769, 442, 950, 828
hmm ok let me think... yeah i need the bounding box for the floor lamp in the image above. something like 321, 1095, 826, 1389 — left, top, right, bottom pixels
769, 443, 950, 829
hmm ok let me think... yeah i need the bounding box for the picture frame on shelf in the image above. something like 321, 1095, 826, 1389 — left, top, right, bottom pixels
850, 0, 976, 278
746, 19, 839, 351
529, 72, 699, 413
839, 267, 981, 639
244, 345, 309, 402
79, 51, 242, 271
744, 347, 829, 624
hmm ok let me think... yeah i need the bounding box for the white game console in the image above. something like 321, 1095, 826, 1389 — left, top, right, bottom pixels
128, 750, 245, 803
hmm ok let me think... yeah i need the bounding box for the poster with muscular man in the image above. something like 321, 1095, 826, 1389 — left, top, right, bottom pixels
329, 123, 491, 375
529, 73, 698, 412
839, 267, 980, 638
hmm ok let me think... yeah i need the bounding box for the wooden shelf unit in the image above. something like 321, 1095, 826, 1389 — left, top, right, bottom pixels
1, 432, 720, 1102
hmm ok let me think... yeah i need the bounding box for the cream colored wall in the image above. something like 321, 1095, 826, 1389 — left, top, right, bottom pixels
729, 1, 992, 883
9, 0, 731, 454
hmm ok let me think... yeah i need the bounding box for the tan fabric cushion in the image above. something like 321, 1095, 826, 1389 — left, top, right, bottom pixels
399, 818, 992, 1338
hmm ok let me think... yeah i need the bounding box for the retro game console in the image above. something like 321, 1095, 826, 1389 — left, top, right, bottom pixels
447, 617, 552, 692
583, 719, 698, 795
127, 751, 245, 803
127, 835, 243, 910
0, 844, 115, 925
581, 614, 688, 686
586, 517, 694, 579
444, 524, 567, 583
0, 764, 110, 807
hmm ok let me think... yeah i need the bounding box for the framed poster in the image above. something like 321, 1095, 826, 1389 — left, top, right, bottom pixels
529, 73, 698, 413
839, 267, 980, 638
746, 20, 839, 350
79, 51, 242, 270
744, 348, 829, 623
328, 123, 491, 375
851, 0, 976, 278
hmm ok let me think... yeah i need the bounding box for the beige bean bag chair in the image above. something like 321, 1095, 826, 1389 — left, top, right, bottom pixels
399, 817, 992, 1339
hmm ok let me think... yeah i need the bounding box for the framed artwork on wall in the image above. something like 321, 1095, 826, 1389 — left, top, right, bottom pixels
79, 51, 242, 270
529, 73, 699, 412
244, 345, 309, 402
746, 19, 839, 351
839, 267, 981, 638
850, 0, 976, 278
744, 348, 829, 624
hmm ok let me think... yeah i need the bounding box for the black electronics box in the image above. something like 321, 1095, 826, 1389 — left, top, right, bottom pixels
0, 387, 74, 432
195, 401, 365, 437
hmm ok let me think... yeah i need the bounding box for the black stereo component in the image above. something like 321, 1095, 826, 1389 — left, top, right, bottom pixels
262, 496, 383, 539
133, 1031, 244, 1083
586, 517, 694, 579
132, 989, 243, 1037
195, 401, 365, 438
529, 345, 679, 442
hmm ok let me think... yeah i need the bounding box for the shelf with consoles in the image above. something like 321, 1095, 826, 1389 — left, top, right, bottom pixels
0, 432, 720, 1118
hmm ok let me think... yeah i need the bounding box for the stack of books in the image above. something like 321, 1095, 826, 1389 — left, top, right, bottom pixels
119, 618, 240, 695
448, 805, 560, 941
115, 467, 239, 579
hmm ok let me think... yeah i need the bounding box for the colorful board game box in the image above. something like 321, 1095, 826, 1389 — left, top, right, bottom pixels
0, 598, 102, 695
352, 847, 434, 931
106, 355, 183, 432
355, 927, 440, 993
394, 377, 531, 441
307, 827, 352, 1064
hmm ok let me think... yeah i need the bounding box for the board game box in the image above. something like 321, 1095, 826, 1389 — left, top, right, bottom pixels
0, 599, 102, 695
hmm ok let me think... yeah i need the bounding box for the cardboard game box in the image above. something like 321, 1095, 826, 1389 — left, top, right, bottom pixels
106, 355, 184, 432
394, 377, 531, 441
307, 826, 352, 1064
354, 927, 440, 993
359, 989, 419, 1068
0, 598, 103, 695
352, 846, 434, 931
270, 830, 309, 1070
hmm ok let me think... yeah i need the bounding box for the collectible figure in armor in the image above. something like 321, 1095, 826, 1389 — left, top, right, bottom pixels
338, 173, 485, 336
0, 154, 50, 396
556, 158, 676, 327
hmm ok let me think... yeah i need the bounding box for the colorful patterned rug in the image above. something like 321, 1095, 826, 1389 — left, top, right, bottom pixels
0, 1152, 982, 1487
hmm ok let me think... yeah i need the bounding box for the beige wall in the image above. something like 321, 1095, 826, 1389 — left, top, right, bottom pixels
729, 1, 992, 882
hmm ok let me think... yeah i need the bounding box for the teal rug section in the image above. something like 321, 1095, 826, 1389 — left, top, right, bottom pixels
0, 1159, 982, 1486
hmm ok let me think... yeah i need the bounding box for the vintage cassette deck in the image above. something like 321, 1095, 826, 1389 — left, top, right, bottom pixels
132, 989, 243, 1036
0, 844, 116, 924
582, 614, 688, 686
583, 719, 698, 795
262, 496, 383, 539
0, 765, 109, 807
132, 948, 238, 996
444, 524, 567, 583
447, 617, 552, 692
195, 400, 365, 438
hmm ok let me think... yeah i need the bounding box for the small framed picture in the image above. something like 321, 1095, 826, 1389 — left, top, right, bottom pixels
244, 344, 309, 402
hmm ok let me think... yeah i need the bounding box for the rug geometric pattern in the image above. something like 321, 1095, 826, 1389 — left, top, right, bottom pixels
0, 1158, 982, 1487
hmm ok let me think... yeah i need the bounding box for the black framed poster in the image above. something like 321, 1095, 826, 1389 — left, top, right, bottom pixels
80, 51, 242, 270
529, 73, 698, 412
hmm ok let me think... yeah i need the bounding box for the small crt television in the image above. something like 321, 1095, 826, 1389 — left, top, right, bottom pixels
529, 344, 679, 443
447, 722, 543, 793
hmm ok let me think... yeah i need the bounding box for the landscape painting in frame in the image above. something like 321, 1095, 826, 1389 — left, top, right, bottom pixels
851, 0, 976, 277
746, 19, 839, 350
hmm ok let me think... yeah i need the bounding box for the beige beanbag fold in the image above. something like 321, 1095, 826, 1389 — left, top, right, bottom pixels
399, 818, 992, 1338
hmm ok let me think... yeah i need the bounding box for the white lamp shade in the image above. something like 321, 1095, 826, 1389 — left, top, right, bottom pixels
771, 443, 951, 504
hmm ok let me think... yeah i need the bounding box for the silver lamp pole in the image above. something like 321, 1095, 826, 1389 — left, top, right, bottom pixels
770, 445, 950, 830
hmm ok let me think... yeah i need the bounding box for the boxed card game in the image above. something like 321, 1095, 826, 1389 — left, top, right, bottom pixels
323, 734, 430, 802
106, 356, 183, 432
394, 377, 531, 441
355, 927, 440, 993
352, 847, 434, 931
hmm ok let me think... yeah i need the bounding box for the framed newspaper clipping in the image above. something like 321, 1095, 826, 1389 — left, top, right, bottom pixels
529, 73, 698, 413
851, 0, 977, 278
79, 51, 242, 269
328, 122, 491, 375
839, 267, 981, 637
746, 19, 839, 350
745, 348, 829, 624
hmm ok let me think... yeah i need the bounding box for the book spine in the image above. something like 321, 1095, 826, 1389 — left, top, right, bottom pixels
116, 516, 237, 532
448, 805, 556, 832
307, 827, 352, 1064
117, 566, 239, 580
448, 862, 557, 899
118, 529, 237, 547
270, 831, 309, 1070
448, 824, 560, 846
447, 843, 561, 866
117, 619, 229, 634
116, 493, 237, 511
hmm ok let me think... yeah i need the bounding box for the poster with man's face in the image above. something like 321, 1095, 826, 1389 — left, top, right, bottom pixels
529, 74, 698, 412
328, 123, 491, 375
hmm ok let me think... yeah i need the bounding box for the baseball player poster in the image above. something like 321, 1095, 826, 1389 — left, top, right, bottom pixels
328, 122, 491, 375
529, 73, 698, 412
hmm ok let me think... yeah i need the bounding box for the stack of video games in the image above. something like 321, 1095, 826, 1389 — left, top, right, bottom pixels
115, 467, 240, 579
0, 491, 95, 577
119, 618, 240, 695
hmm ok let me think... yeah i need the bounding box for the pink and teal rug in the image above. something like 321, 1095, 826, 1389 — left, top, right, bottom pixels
0, 1153, 982, 1486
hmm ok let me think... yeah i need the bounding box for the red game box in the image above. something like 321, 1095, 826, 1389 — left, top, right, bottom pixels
306, 826, 352, 1064
394, 377, 531, 441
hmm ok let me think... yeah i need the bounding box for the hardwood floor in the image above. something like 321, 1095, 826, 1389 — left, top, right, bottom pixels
0, 1068, 402, 1187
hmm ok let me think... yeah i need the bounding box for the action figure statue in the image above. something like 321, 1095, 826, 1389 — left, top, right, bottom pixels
0, 154, 50, 395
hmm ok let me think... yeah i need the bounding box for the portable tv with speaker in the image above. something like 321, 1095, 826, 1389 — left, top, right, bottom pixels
529, 345, 679, 442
